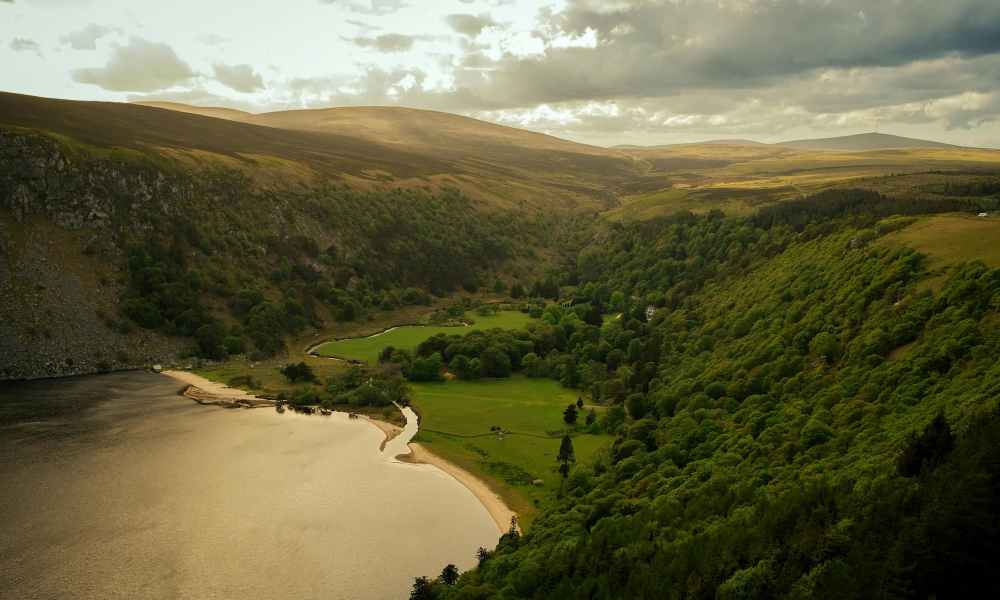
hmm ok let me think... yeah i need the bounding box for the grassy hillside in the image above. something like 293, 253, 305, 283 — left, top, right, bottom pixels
878, 213, 1000, 290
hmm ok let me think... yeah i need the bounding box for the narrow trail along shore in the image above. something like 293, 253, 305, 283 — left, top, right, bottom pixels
159, 369, 516, 533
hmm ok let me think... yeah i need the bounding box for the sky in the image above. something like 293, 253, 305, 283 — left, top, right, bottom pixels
2, 0, 1000, 148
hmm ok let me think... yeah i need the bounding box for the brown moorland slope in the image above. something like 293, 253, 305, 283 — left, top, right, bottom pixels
133, 99, 645, 209
778, 132, 957, 151
129, 99, 1000, 219
134, 101, 255, 122
610, 142, 1000, 219
1, 92, 636, 211
6, 92, 998, 218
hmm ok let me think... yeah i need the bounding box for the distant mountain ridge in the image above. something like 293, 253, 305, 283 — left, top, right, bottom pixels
614, 139, 766, 149
777, 132, 957, 151
615, 132, 960, 151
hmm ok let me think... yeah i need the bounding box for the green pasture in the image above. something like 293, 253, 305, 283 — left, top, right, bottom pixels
312, 310, 533, 363
411, 376, 612, 525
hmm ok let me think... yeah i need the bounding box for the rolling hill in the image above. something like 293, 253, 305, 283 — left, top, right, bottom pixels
1, 92, 636, 212
778, 132, 957, 151
4, 92, 628, 379
131, 99, 640, 210
2, 92, 999, 380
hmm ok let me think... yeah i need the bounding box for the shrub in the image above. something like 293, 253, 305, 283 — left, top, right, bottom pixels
408, 352, 444, 382
280, 361, 316, 383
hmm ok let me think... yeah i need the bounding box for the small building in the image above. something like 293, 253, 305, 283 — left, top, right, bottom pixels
645, 306, 658, 320
978, 212, 989, 217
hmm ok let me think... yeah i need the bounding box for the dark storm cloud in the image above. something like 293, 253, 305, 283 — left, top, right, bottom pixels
460, 0, 1000, 108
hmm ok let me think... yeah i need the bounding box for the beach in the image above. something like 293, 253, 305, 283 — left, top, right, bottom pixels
403, 441, 518, 534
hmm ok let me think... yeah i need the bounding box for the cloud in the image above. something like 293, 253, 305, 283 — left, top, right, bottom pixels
59, 24, 115, 50
24, 0, 995, 146
275, 67, 483, 112
508, 0, 1000, 106
445, 13, 499, 37
196, 33, 229, 46
72, 37, 195, 92
212, 63, 264, 93
350, 33, 415, 52
346, 18, 380, 32
9, 37, 42, 56
347, 0, 1000, 143
318, 0, 407, 16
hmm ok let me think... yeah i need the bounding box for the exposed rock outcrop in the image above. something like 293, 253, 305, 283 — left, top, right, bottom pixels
0, 131, 195, 380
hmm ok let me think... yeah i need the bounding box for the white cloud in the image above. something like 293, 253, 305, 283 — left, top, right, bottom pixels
9, 37, 42, 56
212, 63, 264, 93
59, 24, 116, 50
72, 37, 195, 92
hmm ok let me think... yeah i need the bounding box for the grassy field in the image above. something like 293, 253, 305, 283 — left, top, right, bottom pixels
411, 376, 612, 525
879, 213, 1000, 289
312, 310, 534, 364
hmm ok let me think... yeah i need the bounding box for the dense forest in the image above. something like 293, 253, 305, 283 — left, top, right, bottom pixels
0, 129, 564, 370
116, 185, 544, 360
410, 192, 1000, 599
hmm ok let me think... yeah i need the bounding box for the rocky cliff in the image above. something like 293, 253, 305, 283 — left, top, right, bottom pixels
0, 130, 196, 379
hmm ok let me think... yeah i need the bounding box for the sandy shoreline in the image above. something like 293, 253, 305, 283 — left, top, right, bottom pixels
159, 370, 516, 533
162, 370, 260, 399
367, 417, 403, 451
401, 441, 517, 534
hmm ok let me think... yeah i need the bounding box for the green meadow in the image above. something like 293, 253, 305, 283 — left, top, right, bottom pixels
311, 310, 533, 364
410, 376, 612, 525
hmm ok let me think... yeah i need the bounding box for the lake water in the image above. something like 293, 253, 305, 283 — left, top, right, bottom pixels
0, 372, 498, 600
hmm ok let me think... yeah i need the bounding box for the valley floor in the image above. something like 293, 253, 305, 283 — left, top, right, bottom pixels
192, 305, 612, 529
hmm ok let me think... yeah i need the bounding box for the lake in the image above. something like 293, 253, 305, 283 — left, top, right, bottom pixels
0, 372, 498, 600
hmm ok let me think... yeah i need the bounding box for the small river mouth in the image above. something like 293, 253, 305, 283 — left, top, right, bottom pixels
0, 371, 498, 600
